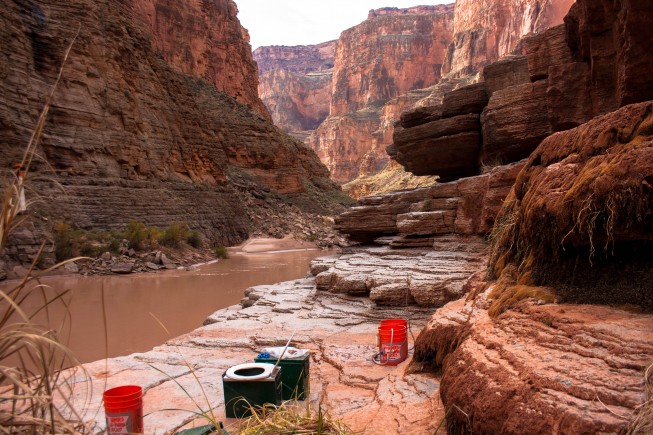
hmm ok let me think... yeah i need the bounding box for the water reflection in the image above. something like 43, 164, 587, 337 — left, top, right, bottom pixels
1, 249, 331, 364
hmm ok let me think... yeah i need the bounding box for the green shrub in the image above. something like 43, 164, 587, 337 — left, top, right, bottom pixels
159, 222, 189, 248
126, 220, 148, 250
53, 222, 74, 261
214, 245, 229, 259
125, 220, 160, 250
187, 230, 202, 248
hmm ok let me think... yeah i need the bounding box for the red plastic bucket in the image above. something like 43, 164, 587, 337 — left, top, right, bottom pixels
378, 319, 408, 365
103, 385, 143, 434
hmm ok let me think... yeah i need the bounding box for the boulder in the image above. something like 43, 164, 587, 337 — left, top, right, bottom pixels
441, 83, 489, 118
64, 262, 79, 274
100, 252, 112, 262
482, 55, 530, 97
412, 287, 653, 434
481, 80, 551, 164
523, 25, 573, 81
111, 262, 134, 274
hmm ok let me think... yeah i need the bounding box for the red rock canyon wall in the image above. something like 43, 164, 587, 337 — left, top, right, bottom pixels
0, 0, 342, 245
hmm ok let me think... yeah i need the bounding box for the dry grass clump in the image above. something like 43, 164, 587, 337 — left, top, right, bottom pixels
237, 402, 354, 435
629, 363, 653, 434
342, 162, 438, 200
0, 31, 93, 434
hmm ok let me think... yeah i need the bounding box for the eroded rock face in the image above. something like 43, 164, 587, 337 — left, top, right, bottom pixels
132, 0, 269, 119
70, 278, 443, 434
330, 5, 455, 117
490, 101, 653, 309
442, 0, 575, 77
255, 42, 335, 134
565, 0, 653, 110
412, 287, 653, 434
393, 0, 653, 180
0, 0, 343, 245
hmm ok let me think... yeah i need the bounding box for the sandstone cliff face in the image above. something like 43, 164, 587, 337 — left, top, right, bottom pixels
131, 0, 270, 119
254, 42, 335, 133
442, 0, 575, 77
330, 4, 455, 116
309, 5, 455, 182
0, 0, 344, 245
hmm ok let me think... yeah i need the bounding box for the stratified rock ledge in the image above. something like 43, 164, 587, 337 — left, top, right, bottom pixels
412, 287, 653, 434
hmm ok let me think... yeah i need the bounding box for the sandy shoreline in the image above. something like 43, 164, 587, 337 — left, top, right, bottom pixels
228, 235, 321, 254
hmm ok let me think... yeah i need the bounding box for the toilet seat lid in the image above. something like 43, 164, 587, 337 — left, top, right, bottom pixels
225, 362, 275, 381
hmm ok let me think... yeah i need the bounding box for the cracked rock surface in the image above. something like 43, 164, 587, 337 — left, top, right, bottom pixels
71, 278, 443, 434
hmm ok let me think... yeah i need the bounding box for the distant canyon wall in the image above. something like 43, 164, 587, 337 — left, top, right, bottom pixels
310, 4, 456, 182
443, 0, 575, 77
254, 41, 335, 134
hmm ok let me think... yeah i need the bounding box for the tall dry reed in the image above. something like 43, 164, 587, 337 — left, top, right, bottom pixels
0, 29, 95, 434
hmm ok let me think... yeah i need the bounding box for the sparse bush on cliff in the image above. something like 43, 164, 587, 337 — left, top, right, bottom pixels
158, 222, 189, 248
126, 220, 160, 250
187, 230, 202, 248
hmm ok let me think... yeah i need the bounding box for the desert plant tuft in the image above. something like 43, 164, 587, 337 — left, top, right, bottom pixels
237, 402, 354, 434
214, 245, 229, 259
187, 230, 202, 248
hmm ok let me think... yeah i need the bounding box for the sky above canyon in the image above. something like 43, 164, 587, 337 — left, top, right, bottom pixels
236, 0, 449, 49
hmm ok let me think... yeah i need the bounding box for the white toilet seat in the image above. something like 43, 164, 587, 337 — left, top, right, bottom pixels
225, 363, 275, 381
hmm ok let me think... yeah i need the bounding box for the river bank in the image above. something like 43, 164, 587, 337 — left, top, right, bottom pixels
69, 274, 443, 434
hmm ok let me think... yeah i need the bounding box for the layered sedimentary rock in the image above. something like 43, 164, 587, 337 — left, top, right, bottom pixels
0, 0, 344, 245
412, 286, 653, 434
320, 162, 523, 307
336, 161, 524, 243
442, 0, 574, 77
309, 5, 455, 182
329, 5, 454, 116
254, 41, 335, 75
254, 42, 335, 134
132, 0, 269, 119
312, 239, 487, 307
393, 82, 489, 180
565, 0, 653, 110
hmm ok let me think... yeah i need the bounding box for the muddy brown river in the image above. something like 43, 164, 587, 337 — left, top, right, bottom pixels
2, 249, 330, 365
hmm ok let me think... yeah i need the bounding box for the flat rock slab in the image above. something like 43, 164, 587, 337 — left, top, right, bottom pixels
69, 278, 443, 434
312, 240, 487, 307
